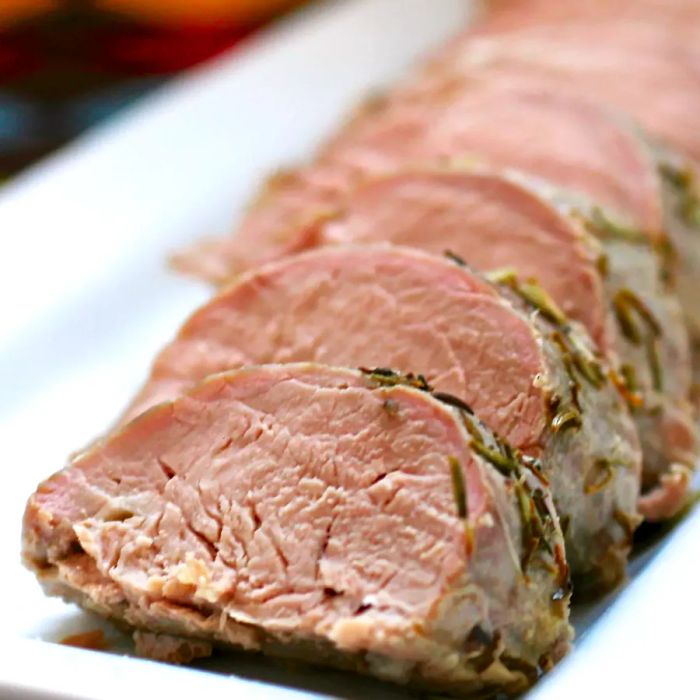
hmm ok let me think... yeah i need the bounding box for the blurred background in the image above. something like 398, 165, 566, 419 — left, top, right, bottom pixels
0, 0, 310, 179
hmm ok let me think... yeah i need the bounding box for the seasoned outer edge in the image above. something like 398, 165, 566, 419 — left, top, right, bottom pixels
548, 187, 698, 521
487, 277, 641, 593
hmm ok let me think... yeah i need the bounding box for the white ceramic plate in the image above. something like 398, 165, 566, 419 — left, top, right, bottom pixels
0, 0, 697, 697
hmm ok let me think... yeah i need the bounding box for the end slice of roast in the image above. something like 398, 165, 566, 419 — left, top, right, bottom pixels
127, 246, 641, 591
23, 363, 571, 696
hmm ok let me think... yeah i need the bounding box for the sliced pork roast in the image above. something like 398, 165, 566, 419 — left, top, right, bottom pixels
130, 246, 641, 591
296, 169, 695, 520
23, 363, 572, 696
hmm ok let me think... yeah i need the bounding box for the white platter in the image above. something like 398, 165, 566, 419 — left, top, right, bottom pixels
0, 0, 697, 697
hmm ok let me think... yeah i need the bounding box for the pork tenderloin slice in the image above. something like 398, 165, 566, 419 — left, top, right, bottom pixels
310, 169, 697, 520
129, 246, 641, 591
23, 363, 571, 696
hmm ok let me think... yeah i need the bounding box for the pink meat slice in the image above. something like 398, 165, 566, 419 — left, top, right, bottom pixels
318, 169, 610, 350
134, 247, 549, 449
173, 83, 664, 284
23, 363, 571, 694
127, 246, 642, 589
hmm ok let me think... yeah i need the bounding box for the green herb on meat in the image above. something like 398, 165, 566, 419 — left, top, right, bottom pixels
449, 456, 468, 520
515, 280, 569, 327
359, 367, 432, 392
611, 364, 645, 410
485, 267, 518, 286
660, 162, 700, 229
583, 459, 615, 495
471, 440, 519, 478
491, 270, 569, 327
582, 206, 650, 244
449, 456, 474, 555
566, 333, 607, 388
444, 249, 467, 267
616, 289, 661, 336
551, 408, 583, 433
596, 253, 610, 278
433, 391, 474, 415
516, 480, 539, 574
550, 330, 605, 392
646, 335, 664, 392
612, 289, 664, 391
612, 293, 642, 344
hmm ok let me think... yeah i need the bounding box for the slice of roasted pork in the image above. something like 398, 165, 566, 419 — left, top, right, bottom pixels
23, 363, 572, 696
129, 246, 641, 591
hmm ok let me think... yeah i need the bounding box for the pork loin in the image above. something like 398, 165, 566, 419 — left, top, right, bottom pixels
23, 363, 572, 696
130, 246, 641, 591
300, 169, 696, 520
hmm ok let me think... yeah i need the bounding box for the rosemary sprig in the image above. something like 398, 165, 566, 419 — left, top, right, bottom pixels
359, 367, 432, 392
551, 408, 583, 433
660, 163, 700, 229
444, 249, 467, 267
449, 456, 468, 519
611, 289, 664, 391
582, 206, 650, 244
583, 459, 615, 495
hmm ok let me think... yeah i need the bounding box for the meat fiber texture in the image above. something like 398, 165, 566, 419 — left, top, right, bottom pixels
128, 246, 641, 592
250, 167, 693, 521
23, 364, 572, 697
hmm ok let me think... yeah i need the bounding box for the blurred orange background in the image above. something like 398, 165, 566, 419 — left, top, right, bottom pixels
0, 0, 310, 177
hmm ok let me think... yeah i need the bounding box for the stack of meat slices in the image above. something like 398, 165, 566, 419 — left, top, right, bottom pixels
22, 1, 700, 696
